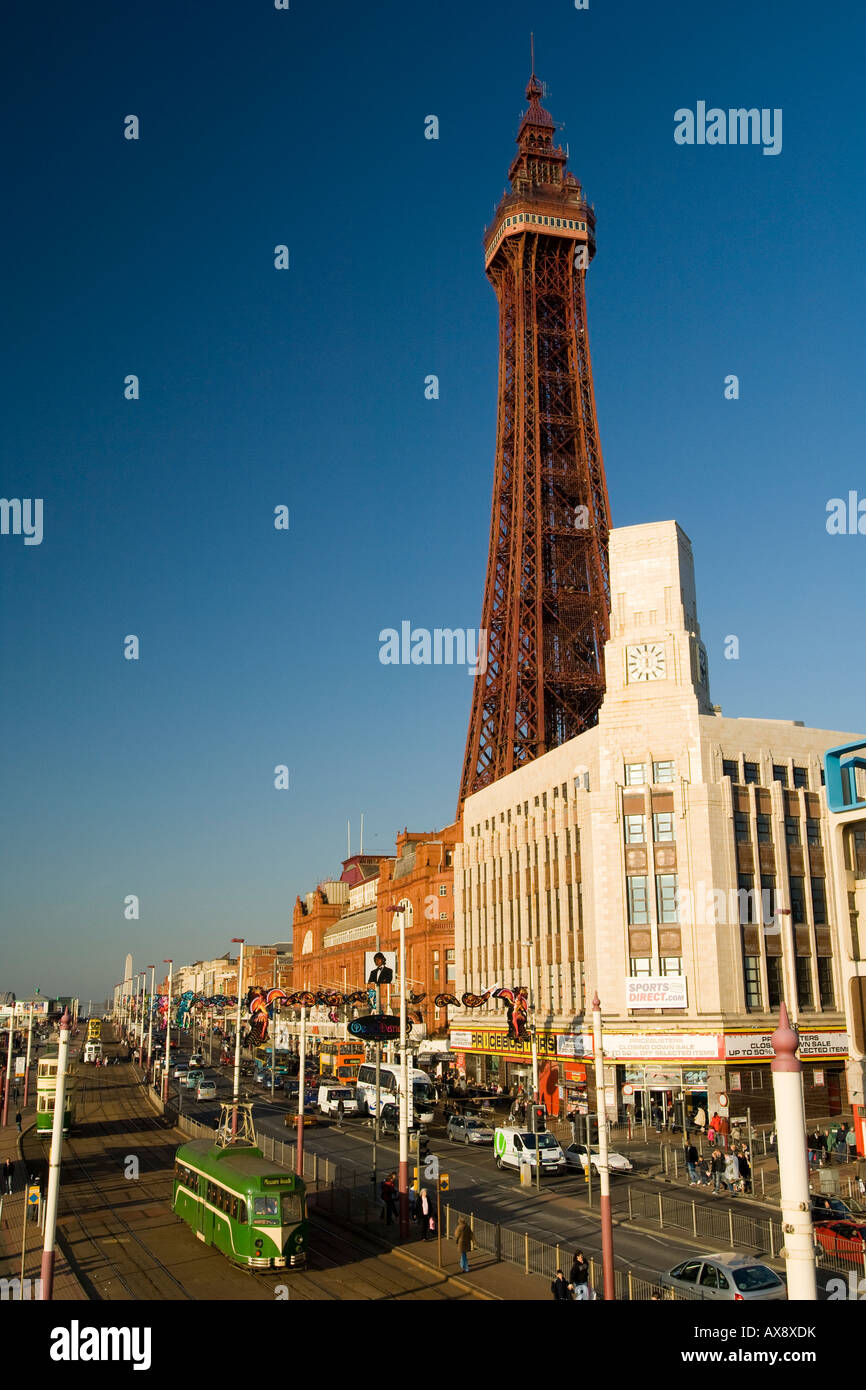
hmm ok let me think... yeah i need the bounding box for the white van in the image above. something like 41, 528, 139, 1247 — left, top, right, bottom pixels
318, 1084, 359, 1117
493, 1127, 567, 1173
355, 1064, 436, 1125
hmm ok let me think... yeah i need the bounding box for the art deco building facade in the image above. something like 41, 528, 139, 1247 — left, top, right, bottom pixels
452, 521, 861, 1123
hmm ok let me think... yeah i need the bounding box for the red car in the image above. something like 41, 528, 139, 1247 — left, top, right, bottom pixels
814, 1220, 866, 1256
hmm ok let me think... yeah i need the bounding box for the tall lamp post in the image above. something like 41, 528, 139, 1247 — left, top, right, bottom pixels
230, 939, 245, 1137
162, 961, 173, 1104
592, 991, 616, 1301
40, 1007, 73, 1300
771, 1004, 817, 1299
145, 965, 155, 1080
386, 904, 410, 1239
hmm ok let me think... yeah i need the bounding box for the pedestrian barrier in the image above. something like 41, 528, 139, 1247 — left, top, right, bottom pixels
627, 1185, 782, 1257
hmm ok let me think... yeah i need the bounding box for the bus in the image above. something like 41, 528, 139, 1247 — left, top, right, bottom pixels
86, 1018, 102, 1042
318, 1041, 365, 1084
355, 1063, 436, 1120
36, 1048, 78, 1137
172, 1113, 307, 1270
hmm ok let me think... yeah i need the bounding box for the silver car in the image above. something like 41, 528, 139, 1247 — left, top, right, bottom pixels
660, 1254, 787, 1301
446, 1114, 495, 1145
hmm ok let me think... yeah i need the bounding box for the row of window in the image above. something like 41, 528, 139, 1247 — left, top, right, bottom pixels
734, 812, 821, 847
723, 758, 813, 789
743, 953, 835, 1011
624, 761, 675, 786
624, 812, 675, 845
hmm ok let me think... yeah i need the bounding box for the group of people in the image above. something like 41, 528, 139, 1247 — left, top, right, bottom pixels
551, 1251, 593, 1301
684, 1140, 752, 1194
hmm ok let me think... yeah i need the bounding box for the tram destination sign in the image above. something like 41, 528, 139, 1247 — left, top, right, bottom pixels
348, 1014, 401, 1041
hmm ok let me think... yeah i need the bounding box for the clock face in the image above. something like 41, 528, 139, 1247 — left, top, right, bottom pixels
627, 642, 666, 683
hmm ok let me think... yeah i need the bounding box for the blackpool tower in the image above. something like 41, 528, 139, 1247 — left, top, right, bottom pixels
458, 72, 612, 810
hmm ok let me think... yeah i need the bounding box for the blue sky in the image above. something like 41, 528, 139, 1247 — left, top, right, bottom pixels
1, 1, 864, 1002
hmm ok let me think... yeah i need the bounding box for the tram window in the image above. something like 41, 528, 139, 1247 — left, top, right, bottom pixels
253, 1196, 279, 1219
281, 1192, 302, 1224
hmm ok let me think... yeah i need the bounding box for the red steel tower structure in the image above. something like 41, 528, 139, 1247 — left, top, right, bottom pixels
458, 72, 612, 810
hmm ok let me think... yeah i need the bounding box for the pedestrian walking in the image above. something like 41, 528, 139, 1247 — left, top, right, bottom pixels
454, 1216, 474, 1273
15, 1110, 22, 1133
3, 1158, 13, 1194
685, 1142, 699, 1184
569, 1249, 590, 1299
551, 1269, 571, 1300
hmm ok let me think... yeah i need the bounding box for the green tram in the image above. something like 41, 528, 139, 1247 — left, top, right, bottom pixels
35, 1047, 78, 1137
172, 1104, 307, 1271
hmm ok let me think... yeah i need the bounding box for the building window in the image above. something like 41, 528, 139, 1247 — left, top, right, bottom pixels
652, 760, 675, 783
743, 762, 760, 785
624, 763, 646, 786
627, 876, 649, 925
766, 957, 783, 1009
792, 766, 809, 789
772, 764, 789, 787
624, 814, 646, 844
785, 817, 800, 846
789, 876, 806, 923
796, 956, 813, 1010
722, 759, 739, 781
439, 885, 447, 897
656, 874, 679, 923
734, 812, 751, 843
653, 812, 675, 843
743, 955, 762, 1009
811, 878, 827, 925
660, 957, 682, 976
806, 818, 821, 847
629, 957, 652, 977
817, 957, 835, 1008
756, 814, 773, 844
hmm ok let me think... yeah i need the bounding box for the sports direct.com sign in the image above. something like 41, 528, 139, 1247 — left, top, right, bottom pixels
625, 978, 688, 1009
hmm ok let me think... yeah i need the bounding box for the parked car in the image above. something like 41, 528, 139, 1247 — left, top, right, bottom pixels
446, 1114, 495, 1145
813, 1220, 866, 1255
196, 1079, 218, 1101
659, 1254, 787, 1301
564, 1143, 633, 1174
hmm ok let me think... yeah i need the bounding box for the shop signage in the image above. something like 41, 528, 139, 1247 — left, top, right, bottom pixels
625, 977, 688, 1009
602, 1033, 721, 1062
724, 1029, 848, 1061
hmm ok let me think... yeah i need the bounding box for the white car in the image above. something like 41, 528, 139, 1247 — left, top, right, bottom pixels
564, 1143, 633, 1173
196, 1080, 218, 1101
446, 1115, 495, 1145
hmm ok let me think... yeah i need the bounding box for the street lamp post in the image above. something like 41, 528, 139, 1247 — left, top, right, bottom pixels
386, 904, 410, 1239
231, 939, 245, 1137
771, 1004, 817, 1299
40, 1007, 72, 1300
162, 961, 173, 1104
146, 966, 155, 1081
592, 991, 616, 1301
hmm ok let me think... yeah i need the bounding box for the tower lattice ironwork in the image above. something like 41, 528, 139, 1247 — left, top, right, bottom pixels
458, 73, 612, 812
